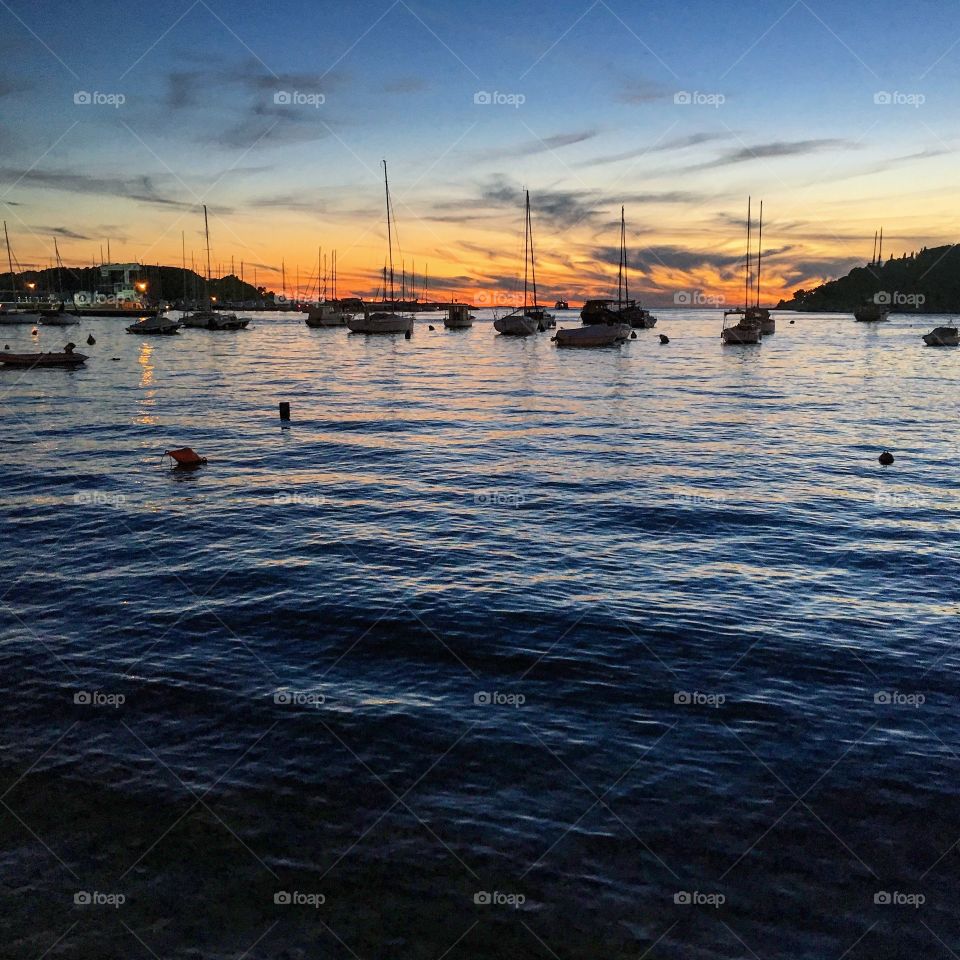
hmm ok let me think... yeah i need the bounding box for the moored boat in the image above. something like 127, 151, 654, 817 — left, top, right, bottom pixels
126, 315, 182, 335
581, 208, 657, 329
0, 310, 41, 325
443, 304, 474, 329
854, 300, 890, 322
494, 312, 540, 336
922, 325, 959, 346
347, 161, 413, 336
494, 190, 547, 338
306, 301, 353, 327
0, 343, 87, 367
554, 298, 569, 310
182, 309, 250, 330
721, 198, 763, 346
554, 322, 630, 348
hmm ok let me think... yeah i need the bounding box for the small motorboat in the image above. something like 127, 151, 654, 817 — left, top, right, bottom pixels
0, 342, 87, 367
746, 306, 774, 334
922, 325, 959, 346
182, 310, 250, 330
854, 300, 890, 322
443, 304, 474, 329
126, 315, 182, 335
347, 311, 412, 334
554, 322, 630, 348
554, 298, 569, 310
305, 301, 354, 327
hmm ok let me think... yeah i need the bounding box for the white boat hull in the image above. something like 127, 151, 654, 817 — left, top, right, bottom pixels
554, 323, 630, 348
494, 314, 540, 336
347, 313, 412, 334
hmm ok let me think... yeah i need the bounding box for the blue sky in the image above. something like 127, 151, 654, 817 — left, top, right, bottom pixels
2, 0, 960, 303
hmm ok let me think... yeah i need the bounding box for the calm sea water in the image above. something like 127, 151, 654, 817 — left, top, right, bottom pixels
1, 308, 959, 959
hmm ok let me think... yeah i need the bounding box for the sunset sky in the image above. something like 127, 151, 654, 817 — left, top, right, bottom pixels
2, 0, 959, 306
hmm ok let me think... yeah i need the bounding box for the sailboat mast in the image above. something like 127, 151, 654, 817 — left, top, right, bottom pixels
203, 205, 212, 306
4, 221, 14, 295
181, 232, 187, 305
878, 227, 883, 264
528, 192, 538, 308
522, 191, 530, 312
872, 230, 878, 266
744, 196, 752, 310
333, 250, 337, 300
755, 201, 763, 308
622, 206, 630, 303
383, 160, 395, 304
618, 207, 624, 303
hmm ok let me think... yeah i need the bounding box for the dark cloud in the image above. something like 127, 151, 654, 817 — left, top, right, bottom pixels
592, 243, 746, 274
575, 132, 736, 168
692, 138, 859, 170
35, 226, 91, 240
0, 167, 233, 214
163, 57, 346, 149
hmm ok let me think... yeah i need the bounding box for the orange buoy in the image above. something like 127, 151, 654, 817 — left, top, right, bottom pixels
164, 447, 207, 468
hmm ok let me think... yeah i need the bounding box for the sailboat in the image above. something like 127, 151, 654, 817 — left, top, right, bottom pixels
182, 207, 250, 330
854, 228, 890, 322
348, 162, 413, 335
40, 239, 78, 325
494, 191, 545, 337
722, 198, 762, 345
581, 207, 656, 328
0, 222, 42, 324
306, 249, 354, 327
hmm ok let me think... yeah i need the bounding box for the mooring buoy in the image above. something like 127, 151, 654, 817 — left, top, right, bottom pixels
879, 450, 894, 466
659, 334, 669, 344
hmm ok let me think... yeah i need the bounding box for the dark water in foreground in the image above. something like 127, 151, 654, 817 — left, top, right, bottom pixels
1, 309, 959, 959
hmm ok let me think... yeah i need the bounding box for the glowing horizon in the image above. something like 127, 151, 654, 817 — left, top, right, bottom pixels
2, 0, 958, 308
